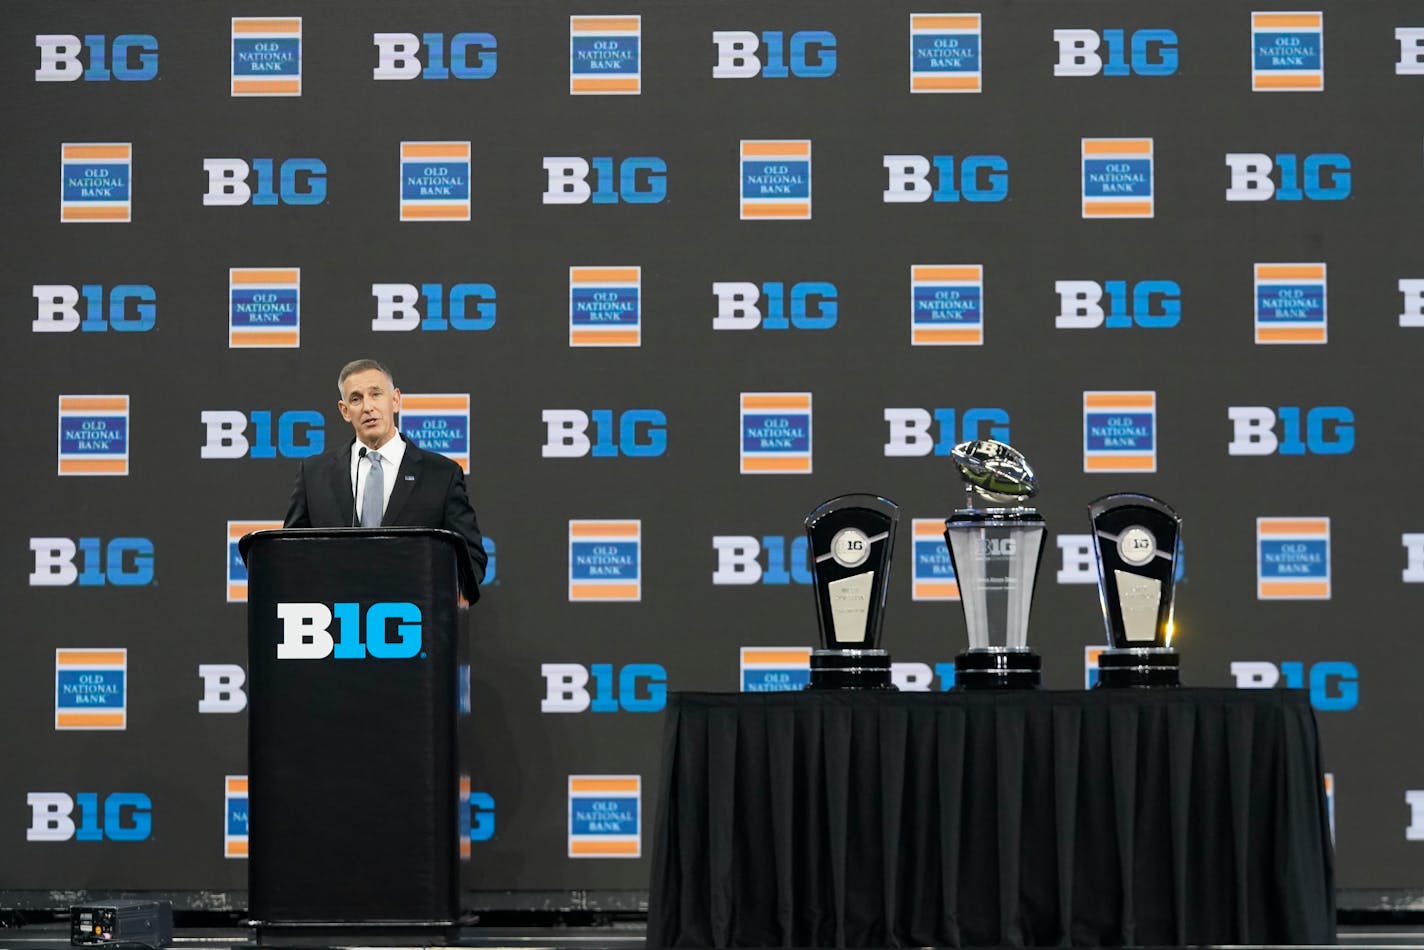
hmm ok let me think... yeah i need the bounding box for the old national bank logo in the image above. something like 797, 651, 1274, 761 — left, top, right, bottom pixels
400, 142, 471, 222
912, 518, 958, 600
59, 395, 129, 476
569, 267, 641, 347
910, 14, 982, 93
231, 18, 300, 96
61, 143, 131, 223
911, 265, 983, 345
740, 647, 811, 691
400, 393, 471, 472
569, 520, 641, 602
1252, 11, 1323, 92
570, 15, 641, 95
1083, 391, 1156, 473
1084, 646, 1104, 688
1257, 517, 1330, 600
229, 268, 299, 348
740, 140, 811, 220
224, 776, 248, 858
228, 520, 281, 603
568, 775, 640, 857
55, 649, 126, 730
740, 393, 812, 474
1081, 138, 1153, 219
1254, 263, 1326, 344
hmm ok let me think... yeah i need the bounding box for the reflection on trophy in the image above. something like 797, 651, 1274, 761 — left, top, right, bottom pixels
804, 494, 900, 690
1088, 493, 1182, 687
944, 440, 1045, 689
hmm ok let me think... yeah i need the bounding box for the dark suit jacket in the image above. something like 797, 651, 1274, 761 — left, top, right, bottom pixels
284, 434, 487, 600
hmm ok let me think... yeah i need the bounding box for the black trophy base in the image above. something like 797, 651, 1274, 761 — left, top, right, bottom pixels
806, 649, 896, 690
954, 648, 1041, 689
1096, 647, 1181, 688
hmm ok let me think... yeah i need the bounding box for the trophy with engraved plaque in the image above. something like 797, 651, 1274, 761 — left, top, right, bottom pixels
1089, 493, 1182, 687
805, 494, 900, 690
944, 440, 1045, 689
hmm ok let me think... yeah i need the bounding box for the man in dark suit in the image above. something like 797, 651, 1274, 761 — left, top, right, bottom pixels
284, 358, 487, 599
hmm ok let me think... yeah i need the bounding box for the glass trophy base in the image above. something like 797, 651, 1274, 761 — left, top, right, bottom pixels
806, 649, 896, 691
953, 648, 1041, 690
1096, 647, 1181, 688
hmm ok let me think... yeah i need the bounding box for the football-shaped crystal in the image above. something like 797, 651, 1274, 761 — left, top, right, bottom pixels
950, 439, 1038, 503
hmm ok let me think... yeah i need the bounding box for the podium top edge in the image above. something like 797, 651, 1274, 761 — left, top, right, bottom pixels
238, 527, 477, 599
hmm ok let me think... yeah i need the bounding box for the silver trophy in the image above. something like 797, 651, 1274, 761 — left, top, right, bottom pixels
944, 440, 1045, 689
1088, 493, 1182, 687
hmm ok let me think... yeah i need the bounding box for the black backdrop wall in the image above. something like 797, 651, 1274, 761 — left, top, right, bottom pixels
5, 0, 1424, 909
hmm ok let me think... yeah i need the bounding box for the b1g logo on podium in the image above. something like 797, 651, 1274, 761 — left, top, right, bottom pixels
912, 518, 959, 600
55, 649, 126, 731
570, 267, 641, 346
58, 395, 129, 476
567, 775, 641, 858
1251, 11, 1322, 92
224, 776, 248, 858
35, 34, 158, 82
740, 392, 812, 474
401, 393, 470, 472
1254, 264, 1326, 344
1257, 517, 1330, 600
61, 143, 131, 223
33, 284, 156, 333
570, 15, 640, 94
231, 17, 301, 96
229, 268, 299, 348
911, 265, 983, 345
910, 14, 981, 92
1083, 391, 1156, 473
740, 140, 811, 220
1081, 138, 1153, 219
400, 142, 471, 221
275, 602, 424, 659
569, 520, 641, 602
227, 521, 282, 603
740, 647, 811, 691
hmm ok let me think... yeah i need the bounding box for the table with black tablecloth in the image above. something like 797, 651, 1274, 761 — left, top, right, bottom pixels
646, 689, 1334, 948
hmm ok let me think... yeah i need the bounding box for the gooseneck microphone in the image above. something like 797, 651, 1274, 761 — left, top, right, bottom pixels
351, 446, 368, 527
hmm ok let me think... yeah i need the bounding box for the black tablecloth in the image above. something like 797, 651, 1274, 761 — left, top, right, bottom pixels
646, 689, 1334, 948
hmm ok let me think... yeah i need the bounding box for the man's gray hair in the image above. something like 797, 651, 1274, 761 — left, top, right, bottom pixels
337, 359, 394, 397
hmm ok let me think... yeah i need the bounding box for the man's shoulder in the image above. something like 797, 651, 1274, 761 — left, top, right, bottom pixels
302, 442, 351, 475
409, 442, 464, 480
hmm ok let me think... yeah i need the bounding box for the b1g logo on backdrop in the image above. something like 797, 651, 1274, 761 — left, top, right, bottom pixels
712, 29, 836, 79
1227, 406, 1353, 456
1251, 11, 1322, 92
1257, 517, 1330, 600
910, 14, 981, 92
224, 776, 248, 858
58, 395, 129, 475
1403, 534, 1424, 582
1254, 264, 1326, 344
55, 649, 126, 731
26, 793, 151, 842
711, 281, 837, 330
911, 265, 983, 345
228, 521, 281, 603
372, 282, 496, 331
229, 268, 299, 348
891, 663, 956, 691
200, 410, 323, 460
1083, 391, 1156, 473
570, 267, 641, 346
1401, 279, 1424, 327
231, 17, 301, 96
570, 15, 640, 95
1224, 153, 1350, 201
372, 31, 497, 80
30, 538, 154, 587
33, 284, 155, 333
1053, 28, 1178, 77
740, 140, 811, 220
541, 409, 667, 458
1231, 660, 1357, 710
567, 775, 640, 858
1401, 28, 1424, 75
35, 34, 158, 82
740, 647, 811, 691
198, 664, 247, 714
883, 407, 1011, 457
401, 394, 471, 472
203, 158, 326, 206
882, 154, 1010, 204
275, 602, 424, 659
1081, 138, 1153, 219
568, 520, 641, 602
1408, 790, 1424, 841
61, 143, 131, 223
912, 518, 958, 600
540, 663, 667, 712
1054, 280, 1181, 329
740, 392, 812, 474
400, 142, 471, 221
711, 535, 811, 585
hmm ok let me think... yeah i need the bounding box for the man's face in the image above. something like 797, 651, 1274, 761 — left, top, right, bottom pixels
338, 369, 401, 449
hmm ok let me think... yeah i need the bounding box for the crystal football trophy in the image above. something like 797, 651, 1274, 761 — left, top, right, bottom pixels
804, 494, 900, 690
1088, 493, 1182, 687
944, 440, 1045, 689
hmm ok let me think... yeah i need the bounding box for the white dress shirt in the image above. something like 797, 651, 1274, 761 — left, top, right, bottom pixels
349, 432, 406, 519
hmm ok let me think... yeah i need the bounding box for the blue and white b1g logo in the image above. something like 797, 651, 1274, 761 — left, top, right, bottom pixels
229, 268, 299, 348
568, 775, 640, 858
55, 648, 126, 731
61, 143, 131, 223
569, 520, 641, 602
911, 265, 983, 345
401, 393, 471, 472
571, 15, 640, 95
228, 520, 281, 603
1254, 263, 1326, 344
400, 142, 471, 222
570, 267, 641, 347
740, 647, 811, 691
1083, 391, 1156, 473
1257, 517, 1330, 600
1252, 11, 1322, 92
224, 776, 248, 858
1081, 138, 1153, 219
59, 395, 129, 476
740, 392, 812, 474
912, 518, 958, 600
910, 14, 981, 92
231, 17, 301, 96
740, 140, 811, 220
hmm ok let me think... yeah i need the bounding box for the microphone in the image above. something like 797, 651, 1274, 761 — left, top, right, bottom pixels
352, 446, 368, 527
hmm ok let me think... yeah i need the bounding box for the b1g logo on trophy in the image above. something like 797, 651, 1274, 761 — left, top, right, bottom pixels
805, 494, 899, 690
943, 440, 1045, 688
1088, 493, 1182, 687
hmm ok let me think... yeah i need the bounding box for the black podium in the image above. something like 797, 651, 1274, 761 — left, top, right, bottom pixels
238, 528, 477, 945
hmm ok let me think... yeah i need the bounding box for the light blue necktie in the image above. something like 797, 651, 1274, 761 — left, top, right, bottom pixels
360, 451, 384, 528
